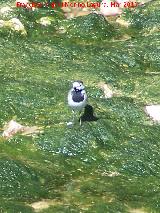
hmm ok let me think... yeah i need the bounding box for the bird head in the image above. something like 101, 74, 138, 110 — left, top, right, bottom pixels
72, 81, 84, 91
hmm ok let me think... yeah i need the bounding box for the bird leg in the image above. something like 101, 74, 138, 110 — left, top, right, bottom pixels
79, 111, 82, 126
72, 109, 76, 123
70, 110, 83, 125
79, 117, 82, 126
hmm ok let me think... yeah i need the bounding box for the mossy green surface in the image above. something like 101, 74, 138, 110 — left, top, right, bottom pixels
123, 0, 160, 35
0, 0, 160, 212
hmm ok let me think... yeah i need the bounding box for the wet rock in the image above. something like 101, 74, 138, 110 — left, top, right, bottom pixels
0, 19, 4, 27
37, 17, 52, 26
30, 199, 56, 211
98, 82, 114, 98
0, 6, 13, 17
145, 105, 160, 122
116, 18, 130, 27
0, 5, 15, 20
0, 17, 27, 35
100, 0, 122, 16
61, 0, 92, 19
2, 120, 24, 138
9, 18, 26, 33
2, 120, 43, 139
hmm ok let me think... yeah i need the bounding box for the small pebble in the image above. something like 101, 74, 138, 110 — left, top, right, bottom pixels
145, 105, 160, 122
67, 121, 73, 127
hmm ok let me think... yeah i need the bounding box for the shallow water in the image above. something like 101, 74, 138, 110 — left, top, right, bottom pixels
0, 0, 160, 212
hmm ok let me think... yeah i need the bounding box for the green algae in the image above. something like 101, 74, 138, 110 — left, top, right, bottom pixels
122, 0, 160, 35
0, 0, 160, 212
57, 13, 118, 41
0, 201, 34, 213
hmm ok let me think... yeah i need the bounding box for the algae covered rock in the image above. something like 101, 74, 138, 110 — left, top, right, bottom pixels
58, 13, 117, 40
0, 1, 116, 40
0, 201, 34, 213
0, 158, 43, 199
0, 0, 64, 38
121, 0, 160, 35
0, 6, 14, 19
0, 3, 27, 36
0, 0, 160, 212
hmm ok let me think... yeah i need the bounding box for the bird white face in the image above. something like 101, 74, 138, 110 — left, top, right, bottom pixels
72, 81, 84, 91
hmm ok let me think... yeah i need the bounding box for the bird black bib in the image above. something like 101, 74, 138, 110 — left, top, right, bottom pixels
72, 90, 84, 103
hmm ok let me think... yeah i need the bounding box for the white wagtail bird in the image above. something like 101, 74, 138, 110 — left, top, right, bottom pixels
68, 80, 87, 125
